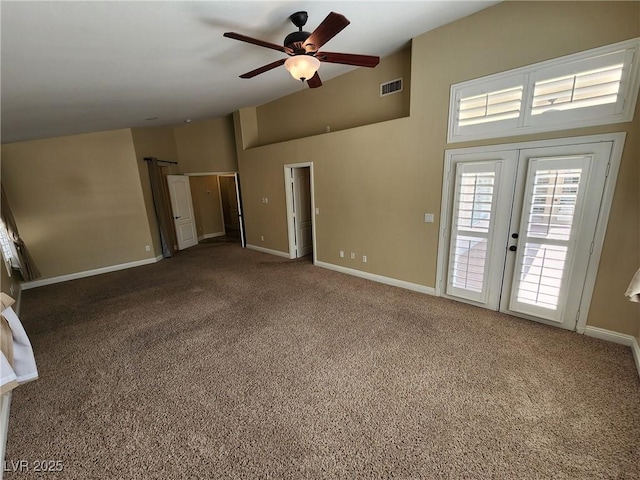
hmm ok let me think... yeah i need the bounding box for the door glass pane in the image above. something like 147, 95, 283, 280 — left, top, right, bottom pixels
516, 243, 567, 309
510, 160, 588, 320
527, 169, 581, 241
448, 167, 496, 302
452, 236, 487, 292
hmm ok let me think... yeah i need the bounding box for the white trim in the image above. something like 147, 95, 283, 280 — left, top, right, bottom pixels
316, 261, 436, 295
284, 162, 317, 264
584, 326, 640, 378
574, 134, 625, 332
584, 325, 635, 346
21, 255, 163, 290
198, 232, 225, 241
245, 244, 291, 259
635, 337, 640, 379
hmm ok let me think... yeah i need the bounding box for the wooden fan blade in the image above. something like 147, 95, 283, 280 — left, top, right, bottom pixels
303, 12, 350, 52
316, 51, 380, 68
307, 72, 322, 88
239, 58, 286, 79
224, 32, 293, 54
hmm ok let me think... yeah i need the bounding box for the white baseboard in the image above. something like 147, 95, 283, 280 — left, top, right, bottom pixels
245, 244, 291, 259
315, 261, 436, 296
21, 255, 164, 290
584, 326, 640, 378
198, 232, 225, 241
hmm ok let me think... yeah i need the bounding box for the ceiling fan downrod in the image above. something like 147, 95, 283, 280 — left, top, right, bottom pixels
284, 11, 313, 53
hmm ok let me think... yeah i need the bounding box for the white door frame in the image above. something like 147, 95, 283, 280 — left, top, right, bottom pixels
185, 171, 245, 247
436, 132, 625, 333
166, 174, 199, 250
284, 162, 317, 263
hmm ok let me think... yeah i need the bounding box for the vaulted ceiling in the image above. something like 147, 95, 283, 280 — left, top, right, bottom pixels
1, 1, 498, 143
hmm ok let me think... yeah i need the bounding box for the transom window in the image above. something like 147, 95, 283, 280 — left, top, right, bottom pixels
448, 38, 639, 143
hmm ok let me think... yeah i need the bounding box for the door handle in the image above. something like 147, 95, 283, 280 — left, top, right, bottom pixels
511, 233, 519, 239
174, 216, 181, 219
509, 245, 517, 252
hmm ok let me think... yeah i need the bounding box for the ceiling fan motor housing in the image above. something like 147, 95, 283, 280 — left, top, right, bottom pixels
284, 30, 311, 53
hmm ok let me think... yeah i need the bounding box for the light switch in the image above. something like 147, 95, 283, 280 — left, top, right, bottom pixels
315, 207, 320, 215
424, 213, 435, 223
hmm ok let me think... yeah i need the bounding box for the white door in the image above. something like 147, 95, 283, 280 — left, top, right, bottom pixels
292, 167, 313, 258
443, 140, 615, 330
167, 175, 198, 250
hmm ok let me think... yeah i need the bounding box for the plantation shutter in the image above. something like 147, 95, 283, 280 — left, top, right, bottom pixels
525, 48, 632, 127
446, 161, 503, 304
508, 156, 592, 321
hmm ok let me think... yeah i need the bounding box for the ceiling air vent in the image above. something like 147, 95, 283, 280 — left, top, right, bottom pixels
380, 78, 403, 97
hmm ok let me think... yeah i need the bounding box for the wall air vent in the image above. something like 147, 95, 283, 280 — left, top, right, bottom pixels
380, 78, 403, 97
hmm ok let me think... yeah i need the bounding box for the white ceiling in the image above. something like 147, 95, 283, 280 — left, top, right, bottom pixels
1, 1, 498, 143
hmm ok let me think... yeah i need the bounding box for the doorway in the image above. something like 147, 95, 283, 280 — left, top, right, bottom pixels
437, 134, 624, 331
285, 163, 316, 261
217, 173, 246, 248
218, 175, 240, 239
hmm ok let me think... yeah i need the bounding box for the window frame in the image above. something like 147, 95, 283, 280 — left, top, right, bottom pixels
448, 38, 640, 143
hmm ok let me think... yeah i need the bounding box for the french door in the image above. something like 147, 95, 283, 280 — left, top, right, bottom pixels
441, 139, 616, 330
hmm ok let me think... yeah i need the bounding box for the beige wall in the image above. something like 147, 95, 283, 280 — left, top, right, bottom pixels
173, 116, 238, 174
189, 176, 224, 238
1, 129, 156, 280
235, 1, 640, 336
256, 47, 411, 145
131, 126, 180, 257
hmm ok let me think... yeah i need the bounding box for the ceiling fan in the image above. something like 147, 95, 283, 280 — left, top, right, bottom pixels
223, 11, 380, 88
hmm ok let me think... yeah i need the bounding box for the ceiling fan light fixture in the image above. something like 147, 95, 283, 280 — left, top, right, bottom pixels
284, 55, 320, 82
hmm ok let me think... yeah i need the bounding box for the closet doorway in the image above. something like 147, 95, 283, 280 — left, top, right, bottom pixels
285, 163, 316, 261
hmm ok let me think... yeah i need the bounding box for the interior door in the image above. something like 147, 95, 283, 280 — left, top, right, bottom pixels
443, 140, 614, 330
166, 175, 198, 250
292, 167, 313, 258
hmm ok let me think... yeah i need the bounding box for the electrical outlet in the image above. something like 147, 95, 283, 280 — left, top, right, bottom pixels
145, 245, 151, 252
350, 252, 356, 260
339, 251, 344, 258
315, 207, 320, 215
362, 255, 367, 263
424, 213, 435, 223
264, 197, 269, 204
261, 235, 265, 241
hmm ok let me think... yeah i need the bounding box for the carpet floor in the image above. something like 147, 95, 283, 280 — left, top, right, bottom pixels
4, 242, 640, 479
